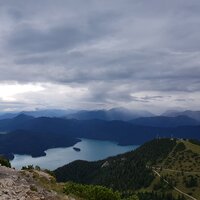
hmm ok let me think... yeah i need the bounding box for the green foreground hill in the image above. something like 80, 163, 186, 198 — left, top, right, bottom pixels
2, 138, 200, 200
54, 138, 200, 200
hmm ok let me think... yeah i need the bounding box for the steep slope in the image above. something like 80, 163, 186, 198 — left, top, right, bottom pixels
0, 114, 34, 132
54, 139, 200, 199
0, 129, 80, 160
143, 139, 200, 200
0, 165, 76, 200
54, 139, 176, 190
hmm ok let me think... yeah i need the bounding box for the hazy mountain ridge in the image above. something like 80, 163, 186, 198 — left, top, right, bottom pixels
0, 114, 200, 159
0, 109, 77, 120
65, 107, 154, 121
0, 108, 154, 121
163, 110, 200, 121
130, 115, 200, 127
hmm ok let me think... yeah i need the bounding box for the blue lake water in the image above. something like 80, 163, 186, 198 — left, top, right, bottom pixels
11, 138, 138, 170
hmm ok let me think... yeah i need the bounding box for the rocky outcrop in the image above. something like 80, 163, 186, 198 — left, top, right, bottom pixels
0, 166, 75, 200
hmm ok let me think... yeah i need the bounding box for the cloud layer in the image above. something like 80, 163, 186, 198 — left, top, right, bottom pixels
0, 0, 200, 112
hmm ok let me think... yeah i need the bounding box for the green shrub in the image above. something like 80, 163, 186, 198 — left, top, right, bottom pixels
63, 182, 121, 200
0, 156, 11, 168
21, 165, 34, 170
173, 143, 186, 153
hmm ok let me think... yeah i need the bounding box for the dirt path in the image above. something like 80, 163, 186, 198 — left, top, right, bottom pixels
161, 168, 200, 174
153, 170, 198, 200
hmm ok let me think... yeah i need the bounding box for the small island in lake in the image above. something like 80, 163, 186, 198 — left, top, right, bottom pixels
73, 147, 81, 152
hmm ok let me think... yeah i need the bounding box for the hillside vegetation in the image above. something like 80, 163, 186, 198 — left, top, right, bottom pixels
149, 139, 200, 199
0, 155, 11, 167
55, 138, 200, 200
55, 139, 176, 191
2, 138, 200, 200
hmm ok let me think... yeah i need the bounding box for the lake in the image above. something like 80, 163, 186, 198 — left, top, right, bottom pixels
11, 138, 138, 170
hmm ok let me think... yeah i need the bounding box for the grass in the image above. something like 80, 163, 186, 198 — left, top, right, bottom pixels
21, 169, 78, 200
150, 139, 200, 199
20, 139, 200, 200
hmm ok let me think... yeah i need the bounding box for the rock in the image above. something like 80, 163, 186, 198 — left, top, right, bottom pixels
0, 165, 75, 200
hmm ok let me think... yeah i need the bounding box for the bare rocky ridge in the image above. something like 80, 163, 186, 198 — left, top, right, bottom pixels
0, 165, 76, 200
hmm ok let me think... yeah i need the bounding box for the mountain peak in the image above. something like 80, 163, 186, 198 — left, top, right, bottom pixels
13, 113, 34, 120
163, 110, 200, 121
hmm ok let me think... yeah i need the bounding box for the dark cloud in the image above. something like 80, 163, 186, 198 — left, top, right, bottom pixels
8, 26, 90, 53
0, 0, 199, 112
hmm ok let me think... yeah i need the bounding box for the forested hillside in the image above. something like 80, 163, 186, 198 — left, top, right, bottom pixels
55, 138, 200, 200
55, 139, 176, 190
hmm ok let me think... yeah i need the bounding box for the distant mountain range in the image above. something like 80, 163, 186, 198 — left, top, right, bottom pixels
0, 109, 77, 120
0, 113, 200, 159
130, 115, 200, 127
1, 108, 200, 122
0, 108, 200, 160
163, 110, 200, 121
65, 107, 154, 121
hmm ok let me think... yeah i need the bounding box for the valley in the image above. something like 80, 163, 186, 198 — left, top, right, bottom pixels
0, 113, 200, 160
11, 138, 137, 170
0, 110, 200, 199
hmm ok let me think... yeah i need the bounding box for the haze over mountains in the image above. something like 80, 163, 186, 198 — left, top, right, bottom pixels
0, 108, 200, 161
65, 107, 154, 121
130, 115, 200, 127
0, 0, 200, 199
1, 107, 200, 121
163, 110, 200, 122
0, 109, 77, 120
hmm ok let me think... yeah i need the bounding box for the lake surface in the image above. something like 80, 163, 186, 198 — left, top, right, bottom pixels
11, 138, 138, 170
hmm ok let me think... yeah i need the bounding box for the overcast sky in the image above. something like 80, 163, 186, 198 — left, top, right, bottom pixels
0, 0, 200, 113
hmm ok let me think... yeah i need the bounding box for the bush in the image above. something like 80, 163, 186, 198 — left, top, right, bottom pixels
0, 156, 11, 168
21, 165, 34, 170
63, 182, 121, 200
137, 192, 186, 200
44, 169, 56, 178
173, 143, 186, 153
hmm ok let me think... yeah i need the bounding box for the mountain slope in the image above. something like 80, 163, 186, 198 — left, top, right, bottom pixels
0, 165, 77, 200
1, 115, 200, 160
163, 110, 200, 121
0, 109, 77, 119
0, 114, 34, 132
66, 108, 154, 121
54, 139, 176, 190
1, 115, 200, 144
54, 138, 200, 199
130, 115, 200, 127
0, 129, 80, 159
